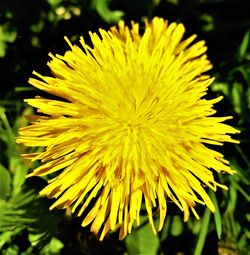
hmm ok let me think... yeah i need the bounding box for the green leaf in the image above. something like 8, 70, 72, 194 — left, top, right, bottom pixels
0, 229, 23, 250
233, 181, 250, 202
0, 185, 62, 249
231, 82, 248, 120
232, 82, 243, 114
0, 165, 11, 201
20, 246, 34, 255
210, 190, 222, 239
47, 0, 62, 7
10, 157, 28, 196
0, 41, 7, 58
211, 82, 230, 97
91, 0, 124, 23
200, 13, 214, 32
0, 108, 16, 151
170, 215, 184, 236
2, 244, 19, 255
193, 208, 211, 255
125, 216, 160, 255
0, 25, 17, 58
238, 30, 250, 62
229, 183, 237, 210
40, 237, 64, 255
187, 218, 201, 235
159, 215, 171, 241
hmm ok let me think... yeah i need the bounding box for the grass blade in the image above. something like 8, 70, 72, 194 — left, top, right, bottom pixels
210, 190, 222, 239
193, 207, 211, 255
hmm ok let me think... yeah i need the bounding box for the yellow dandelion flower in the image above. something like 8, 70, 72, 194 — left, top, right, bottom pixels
17, 17, 239, 240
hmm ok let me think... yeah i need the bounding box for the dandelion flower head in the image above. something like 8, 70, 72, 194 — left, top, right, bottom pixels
17, 17, 239, 240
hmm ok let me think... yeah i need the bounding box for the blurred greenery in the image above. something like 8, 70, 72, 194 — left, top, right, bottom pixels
0, 0, 250, 254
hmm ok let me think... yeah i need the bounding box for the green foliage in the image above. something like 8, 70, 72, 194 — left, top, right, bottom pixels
0, 0, 250, 254
0, 24, 17, 57
170, 215, 184, 237
0, 103, 64, 254
238, 30, 250, 62
0, 165, 11, 200
125, 217, 160, 255
210, 191, 222, 239
91, 0, 124, 23
193, 208, 211, 255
